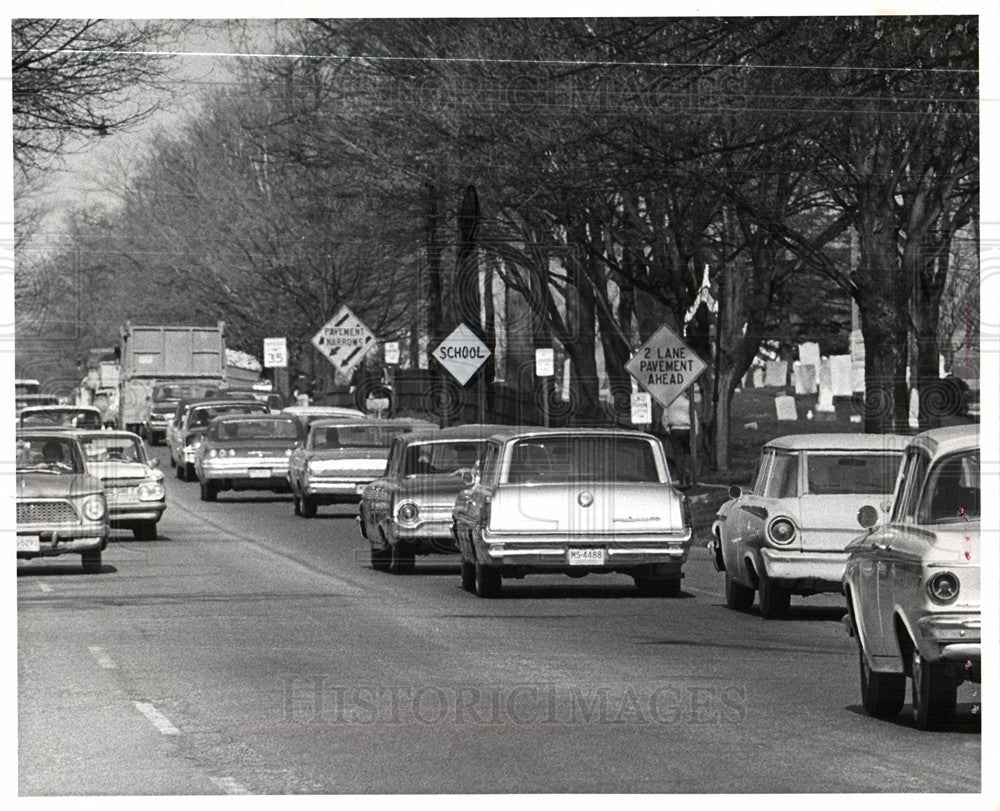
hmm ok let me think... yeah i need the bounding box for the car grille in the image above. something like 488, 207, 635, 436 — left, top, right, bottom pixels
18, 500, 79, 525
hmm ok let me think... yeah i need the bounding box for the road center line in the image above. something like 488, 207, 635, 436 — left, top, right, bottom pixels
134, 701, 181, 735
87, 645, 117, 669
37, 582, 52, 593
210, 776, 250, 795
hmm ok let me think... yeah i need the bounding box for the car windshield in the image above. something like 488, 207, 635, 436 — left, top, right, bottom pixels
919, 450, 980, 524
16, 437, 83, 474
20, 409, 102, 429
78, 435, 144, 463
213, 419, 299, 441
806, 453, 901, 495
188, 403, 265, 428
312, 424, 410, 449
504, 436, 660, 484
402, 441, 485, 476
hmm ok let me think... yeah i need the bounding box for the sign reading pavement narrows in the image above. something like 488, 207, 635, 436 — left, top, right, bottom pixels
311, 306, 376, 375
625, 325, 707, 408
432, 323, 491, 386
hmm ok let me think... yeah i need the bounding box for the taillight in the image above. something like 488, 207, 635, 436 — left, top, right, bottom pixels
480, 499, 491, 528
767, 517, 796, 545
927, 572, 959, 604
681, 497, 691, 529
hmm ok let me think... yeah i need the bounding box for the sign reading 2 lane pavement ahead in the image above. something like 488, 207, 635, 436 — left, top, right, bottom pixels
625, 324, 707, 408
432, 323, 491, 385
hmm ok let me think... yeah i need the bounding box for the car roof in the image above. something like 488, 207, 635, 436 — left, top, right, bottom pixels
213, 413, 295, 423
309, 417, 436, 430
16, 429, 83, 440
19, 404, 100, 413
763, 433, 911, 451
400, 424, 511, 444
485, 427, 656, 443
71, 430, 143, 441
186, 398, 261, 410
907, 424, 979, 458
282, 406, 367, 417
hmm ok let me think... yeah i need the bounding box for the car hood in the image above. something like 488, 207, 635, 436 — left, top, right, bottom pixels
17, 471, 105, 499
86, 461, 159, 482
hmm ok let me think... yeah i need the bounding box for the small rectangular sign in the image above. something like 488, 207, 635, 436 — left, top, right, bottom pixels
384, 341, 400, 365
263, 337, 288, 368
630, 392, 653, 424
535, 347, 555, 377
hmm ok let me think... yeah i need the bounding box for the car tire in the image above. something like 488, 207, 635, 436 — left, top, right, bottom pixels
391, 542, 415, 574
184, 463, 196, 482
300, 495, 317, 518
858, 645, 905, 718
293, 495, 302, 516
132, 521, 158, 541
758, 577, 790, 618
460, 559, 476, 592
634, 576, 681, 597
200, 480, 217, 502
725, 573, 755, 611
370, 545, 391, 572
81, 550, 102, 573
912, 649, 957, 730
175, 460, 185, 480
474, 561, 502, 598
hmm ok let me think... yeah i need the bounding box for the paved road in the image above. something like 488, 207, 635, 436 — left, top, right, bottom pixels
18, 448, 982, 795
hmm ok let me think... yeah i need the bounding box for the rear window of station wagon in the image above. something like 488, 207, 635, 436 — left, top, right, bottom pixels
805, 453, 901, 495
503, 436, 660, 484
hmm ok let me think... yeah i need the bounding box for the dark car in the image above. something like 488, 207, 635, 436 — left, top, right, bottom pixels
19, 405, 104, 430
359, 424, 508, 572
193, 414, 304, 501
16, 431, 109, 572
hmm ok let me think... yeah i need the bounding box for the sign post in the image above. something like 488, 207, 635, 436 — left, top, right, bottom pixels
535, 347, 554, 427
263, 337, 289, 403
626, 325, 707, 485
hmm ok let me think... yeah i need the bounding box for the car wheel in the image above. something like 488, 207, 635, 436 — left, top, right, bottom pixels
858, 645, 905, 718
758, 577, 790, 618
293, 495, 302, 516
81, 550, 102, 573
460, 559, 476, 592
391, 542, 415, 574
132, 521, 158, 541
725, 573, 755, 611
474, 561, 502, 598
184, 463, 195, 482
634, 576, 681, 597
912, 648, 957, 730
370, 545, 391, 572
200, 480, 217, 502
300, 495, 317, 518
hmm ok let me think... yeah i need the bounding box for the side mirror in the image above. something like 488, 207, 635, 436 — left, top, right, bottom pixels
728, 484, 742, 499
857, 505, 879, 529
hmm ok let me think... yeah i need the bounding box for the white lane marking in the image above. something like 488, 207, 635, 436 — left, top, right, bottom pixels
87, 645, 117, 669
37, 582, 52, 593
134, 701, 181, 735
685, 585, 724, 599
210, 776, 250, 795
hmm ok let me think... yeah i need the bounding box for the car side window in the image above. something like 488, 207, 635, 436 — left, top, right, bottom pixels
763, 453, 798, 499
752, 450, 774, 496
479, 444, 500, 486
892, 449, 930, 524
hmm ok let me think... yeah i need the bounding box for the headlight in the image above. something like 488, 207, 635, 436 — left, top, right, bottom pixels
137, 482, 165, 501
285, 448, 293, 456
927, 572, 960, 604
82, 495, 106, 521
397, 502, 419, 523
209, 449, 218, 458
767, 517, 796, 545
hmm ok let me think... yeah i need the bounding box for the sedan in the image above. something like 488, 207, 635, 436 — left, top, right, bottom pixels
359, 424, 507, 572
76, 430, 166, 540
709, 433, 908, 618
452, 428, 692, 598
288, 418, 437, 517
843, 424, 980, 729
16, 431, 108, 572
194, 414, 304, 501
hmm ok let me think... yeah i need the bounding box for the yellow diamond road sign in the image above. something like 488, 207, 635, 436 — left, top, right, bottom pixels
311, 306, 376, 375
432, 323, 491, 386
625, 325, 707, 408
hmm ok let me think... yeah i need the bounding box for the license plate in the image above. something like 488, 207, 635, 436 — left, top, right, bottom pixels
17, 535, 41, 553
248, 469, 271, 478
568, 548, 605, 566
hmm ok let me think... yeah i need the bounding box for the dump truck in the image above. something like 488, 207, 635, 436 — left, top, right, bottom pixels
118, 323, 227, 436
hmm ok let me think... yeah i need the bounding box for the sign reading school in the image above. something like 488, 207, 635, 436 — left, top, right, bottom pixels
433, 323, 491, 385
311, 306, 376, 375
625, 324, 707, 408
